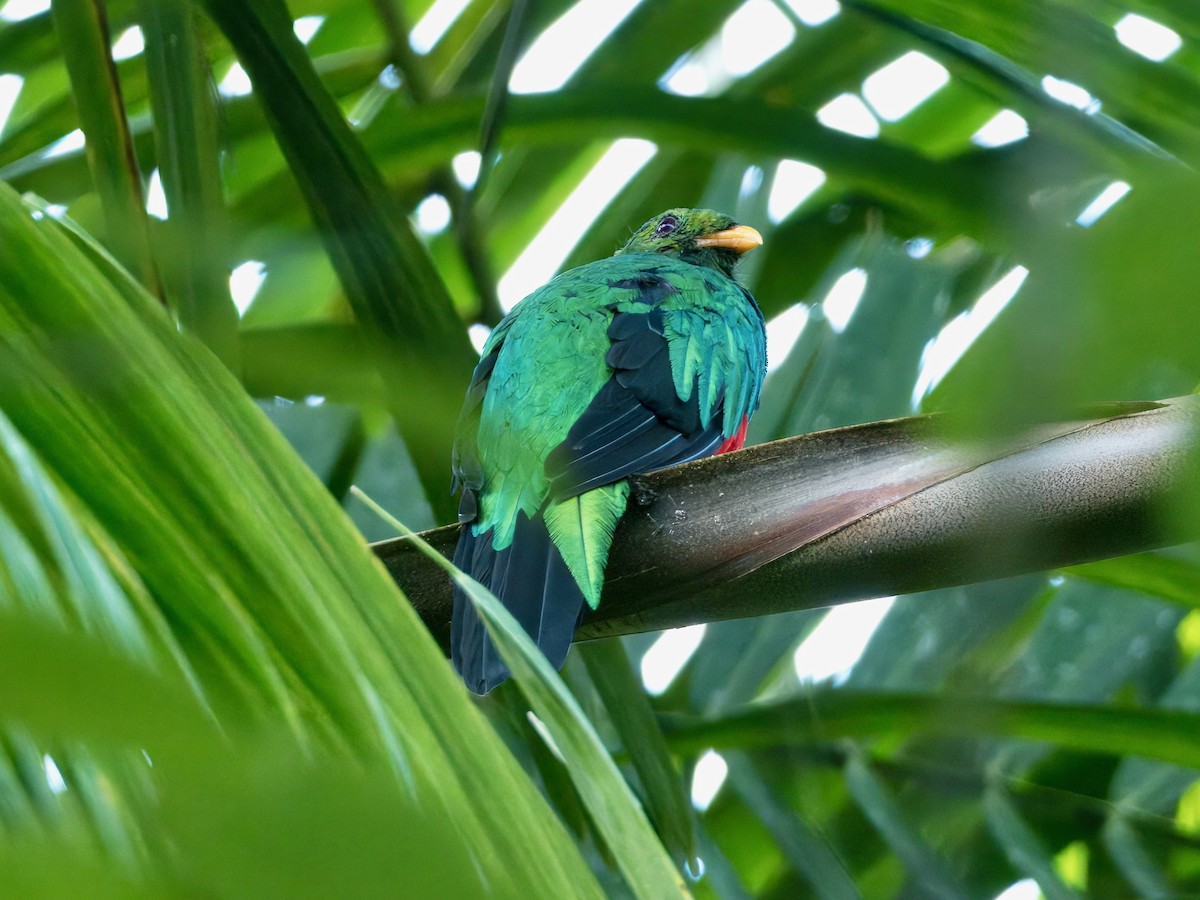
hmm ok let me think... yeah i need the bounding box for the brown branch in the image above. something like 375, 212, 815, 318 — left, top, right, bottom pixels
374, 397, 1200, 651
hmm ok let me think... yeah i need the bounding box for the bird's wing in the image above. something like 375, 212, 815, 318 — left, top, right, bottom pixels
545, 272, 765, 500
451, 315, 515, 521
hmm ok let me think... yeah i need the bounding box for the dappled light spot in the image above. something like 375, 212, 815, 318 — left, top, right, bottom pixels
641, 623, 706, 696
497, 139, 657, 312
793, 596, 894, 683
510, 0, 646, 94
862, 51, 949, 122
230, 260, 267, 317
767, 159, 825, 223
721, 0, 796, 78
822, 267, 868, 332
691, 749, 727, 811
410, 0, 472, 54
972, 109, 1029, 148
1075, 180, 1131, 227
111, 26, 144, 62
1115, 13, 1181, 62
817, 93, 880, 138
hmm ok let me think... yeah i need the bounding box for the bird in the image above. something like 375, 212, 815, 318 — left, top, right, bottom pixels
450, 208, 767, 694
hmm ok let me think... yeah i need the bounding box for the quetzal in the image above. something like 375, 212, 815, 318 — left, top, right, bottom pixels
451, 208, 767, 694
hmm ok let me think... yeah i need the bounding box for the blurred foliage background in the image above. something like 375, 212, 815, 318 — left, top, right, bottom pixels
2, 0, 1200, 896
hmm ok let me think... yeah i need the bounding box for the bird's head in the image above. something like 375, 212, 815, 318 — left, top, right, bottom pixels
616, 208, 763, 277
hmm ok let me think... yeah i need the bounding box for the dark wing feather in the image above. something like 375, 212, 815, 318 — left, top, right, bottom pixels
545, 306, 725, 500
451, 514, 586, 694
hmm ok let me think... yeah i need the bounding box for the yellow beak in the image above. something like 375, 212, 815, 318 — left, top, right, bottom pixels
694, 224, 764, 255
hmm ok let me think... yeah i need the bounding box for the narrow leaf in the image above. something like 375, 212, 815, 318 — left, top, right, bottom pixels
664, 690, 1200, 772
844, 751, 967, 899
139, 0, 239, 368
725, 753, 859, 900
355, 489, 687, 900
49, 0, 161, 295
578, 638, 697, 868
0, 183, 601, 898
983, 787, 1083, 900
198, 0, 475, 519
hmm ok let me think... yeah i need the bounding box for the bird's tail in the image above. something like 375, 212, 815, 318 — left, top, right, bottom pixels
451, 512, 586, 694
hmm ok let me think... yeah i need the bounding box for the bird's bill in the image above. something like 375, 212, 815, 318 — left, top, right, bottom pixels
694, 224, 764, 255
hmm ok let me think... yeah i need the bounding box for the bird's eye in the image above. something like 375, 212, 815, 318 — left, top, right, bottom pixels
654, 216, 679, 238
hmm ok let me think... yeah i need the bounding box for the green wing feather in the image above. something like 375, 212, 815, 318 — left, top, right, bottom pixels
543, 481, 631, 609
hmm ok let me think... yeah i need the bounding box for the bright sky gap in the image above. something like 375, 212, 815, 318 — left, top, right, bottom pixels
993, 879, 1040, 900
219, 63, 253, 98
691, 749, 728, 810
452, 151, 482, 189
768, 159, 826, 224
720, 0, 795, 77
793, 597, 895, 682
817, 93, 880, 138
0, 74, 21, 136
510, 0, 646, 94
911, 265, 1030, 403
46, 128, 85, 159
641, 624, 706, 695
1041, 74, 1101, 114
293, 16, 325, 45
415, 193, 452, 235
822, 268, 868, 332
410, 0, 473, 55
862, 51, 949, 121
1114, 13, 1181, 62
497, 138, 657, 312
230, 261, 267, 317
145, 168, 168, 220
0, 0, 48, 21
111, 26, 144, 61
972, 109, 1029, 148
1075, 181, 1131, 227
765, 303, 811, 373
42, 754, 67, 794
782, 0, 841, 26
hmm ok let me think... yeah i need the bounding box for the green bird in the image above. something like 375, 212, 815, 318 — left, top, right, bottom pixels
451, 208, 766, 694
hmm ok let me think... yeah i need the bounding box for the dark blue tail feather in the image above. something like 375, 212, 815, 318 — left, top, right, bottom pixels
451, 512, 585, 694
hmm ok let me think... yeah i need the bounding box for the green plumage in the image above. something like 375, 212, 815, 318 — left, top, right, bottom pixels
451, 208, 767, 693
